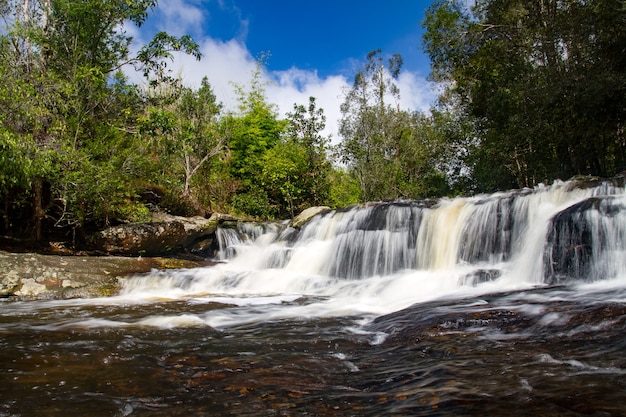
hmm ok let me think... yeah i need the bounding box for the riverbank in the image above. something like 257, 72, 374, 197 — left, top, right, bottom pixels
0, 207, 329, 300
0, 251, 214, 300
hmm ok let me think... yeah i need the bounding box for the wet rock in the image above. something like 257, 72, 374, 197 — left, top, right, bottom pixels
459, 269, 501, 286
290, 206, 332, 228
543, 196, 624, 284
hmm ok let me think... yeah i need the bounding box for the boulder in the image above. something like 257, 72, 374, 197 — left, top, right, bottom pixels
290, 206, 332, 228
87, 212, 242, 258
89, 221, 188, 256
543, 196, 624, 284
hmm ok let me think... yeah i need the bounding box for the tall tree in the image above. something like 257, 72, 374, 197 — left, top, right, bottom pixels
139, 77, 226, 206
339, 49, 403, 201
423, 0, 626, 190
339, 49, 448, 201
285, 96, 332, 206
226, 60, 287, 218
0, 0, 202, 240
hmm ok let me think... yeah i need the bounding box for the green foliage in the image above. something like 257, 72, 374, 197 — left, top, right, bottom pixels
50, 146, 149, 227
0, 0, 205, 242
422, 0, 626, 190
286, 96, 332, 207
260, 141, 309, 218
16, 0, 625, 244
137, 31, 202, 86
339, 49, 450, 201
0, 131, 38, 195
223, 61, 295, 218
229, 186, 276, 219
327, 168, 361, 209
138, 76, 226, 209
227, 74, 286, 184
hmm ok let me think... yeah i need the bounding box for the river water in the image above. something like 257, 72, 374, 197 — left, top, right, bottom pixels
2, 179, 626, 416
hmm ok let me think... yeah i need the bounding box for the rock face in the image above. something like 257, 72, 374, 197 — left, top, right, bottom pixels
0, 251, 211, 300
0, 208, 334, 300
89, 221, 189, 256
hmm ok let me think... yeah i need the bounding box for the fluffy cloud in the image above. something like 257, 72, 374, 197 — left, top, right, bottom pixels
153, 43, 436, 144
173, 37, 258, 109
397, 71, 438, 114
266, 68, 349, 144
153, 0, 205, 36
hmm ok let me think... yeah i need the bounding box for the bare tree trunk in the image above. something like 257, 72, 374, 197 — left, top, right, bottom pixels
183, 153, 192, 197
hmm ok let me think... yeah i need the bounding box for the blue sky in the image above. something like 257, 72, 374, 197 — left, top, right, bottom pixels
128, 0, 438, 140
206, 0, 431, 77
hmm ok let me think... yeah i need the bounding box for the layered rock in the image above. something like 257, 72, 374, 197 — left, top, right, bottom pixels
88, 212, 241, 258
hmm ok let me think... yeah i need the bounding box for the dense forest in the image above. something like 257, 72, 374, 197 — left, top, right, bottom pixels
0, 0, 625, 248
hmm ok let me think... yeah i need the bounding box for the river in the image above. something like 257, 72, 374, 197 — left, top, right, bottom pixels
1, 179, 626, 416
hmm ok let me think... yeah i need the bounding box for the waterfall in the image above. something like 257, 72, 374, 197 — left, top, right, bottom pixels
120, 178, 626, 320
215, 178, 625, 285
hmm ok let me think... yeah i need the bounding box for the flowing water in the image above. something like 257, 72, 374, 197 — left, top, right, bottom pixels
2, 179, 626, 416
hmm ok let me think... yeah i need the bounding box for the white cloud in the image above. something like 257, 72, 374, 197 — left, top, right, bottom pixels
266, 68, 349, 144
140, 39, 352, 144
122, 1, 437, 143
165, 45, 436, 145
154, 0, 205, 37
397, 72, 438, 114
173, 37, 257, 110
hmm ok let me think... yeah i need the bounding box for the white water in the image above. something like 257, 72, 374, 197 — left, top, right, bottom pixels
103, 179, 626, 329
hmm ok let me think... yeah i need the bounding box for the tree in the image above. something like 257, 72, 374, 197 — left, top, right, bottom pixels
339, 49, 402, 201
139, 77, 226, 210
285, 96, 332, 206
260, 141, 308, 218
0, 0, 202, 241
338, 49, 448, 201
423, 0, 626, 191
226, 61, 288, 218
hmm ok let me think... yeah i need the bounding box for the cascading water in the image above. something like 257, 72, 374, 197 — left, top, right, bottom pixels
3, 177, 626, 416
118, 178, 626, 325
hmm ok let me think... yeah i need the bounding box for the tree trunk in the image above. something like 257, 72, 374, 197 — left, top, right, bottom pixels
183, 153, 192, 197
32, 177, 45, 242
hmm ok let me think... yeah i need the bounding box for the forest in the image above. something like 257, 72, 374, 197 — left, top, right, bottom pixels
0, 0, 625, 247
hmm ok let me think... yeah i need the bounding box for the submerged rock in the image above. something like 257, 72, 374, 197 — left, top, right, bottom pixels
543, 196, 625, 284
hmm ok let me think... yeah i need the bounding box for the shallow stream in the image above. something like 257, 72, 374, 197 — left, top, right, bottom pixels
2, 179, 626, 416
